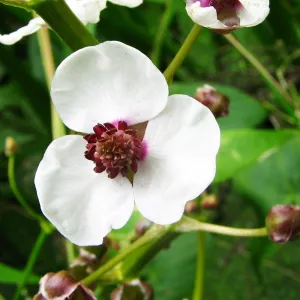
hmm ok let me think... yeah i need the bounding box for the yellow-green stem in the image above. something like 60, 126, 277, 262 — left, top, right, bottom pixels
36, 22, 66, 139
224, 34, 295, 117
193, 232, 205, 300
163, 24, 201, 84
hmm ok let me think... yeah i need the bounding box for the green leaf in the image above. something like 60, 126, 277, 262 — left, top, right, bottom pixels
170, 82, 267, 129
233, 136, 300, 215
215, 130, 300, 183
0, 263, 39, 284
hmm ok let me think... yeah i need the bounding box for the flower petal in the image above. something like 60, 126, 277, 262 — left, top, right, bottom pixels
109, 0, 143, 8
134, 95, 220, 225
35, 135, 134, 246
66, 0, 107, 25
0, 17, 44, 45
51, 41, 168, 133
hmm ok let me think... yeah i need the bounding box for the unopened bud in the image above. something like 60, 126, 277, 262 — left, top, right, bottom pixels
194, 85, 229, 118
33, 271, 96, 300
200, 195, 218, 209
4, 136, 17, 156
184, 200, 199, 214
135, 218, 152, 237
266, 205, 300, 244
111, 279, 153, 300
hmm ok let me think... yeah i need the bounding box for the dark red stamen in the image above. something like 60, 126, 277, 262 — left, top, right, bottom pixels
83, 121, 143, 179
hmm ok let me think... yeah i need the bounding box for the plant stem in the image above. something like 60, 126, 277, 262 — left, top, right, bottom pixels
224, 33, 295, 117
151, 0, 174, 66
36, 22, 66, 139
178, 217, 268, 237
8, 155, 41, 221
13, 230, 48, 300
193, 232, 205, 300
163, 24, 201, 84
32, 0, 98, 51
82, 226, 167, 286
0, 0, 29, 9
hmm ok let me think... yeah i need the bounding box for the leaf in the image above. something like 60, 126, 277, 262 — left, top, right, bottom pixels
215, 129, 300, 183
0, 263, 39, 284
170, 82, 267, 129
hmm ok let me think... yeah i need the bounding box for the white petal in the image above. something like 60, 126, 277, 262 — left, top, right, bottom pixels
0, 17, 44, 45
186, 2, 228, 29
109, 0, 143, 8
134, 95, 220, 225
35, 135, 134, 246
51, 41, 168, 133
66, 0, 107, 25
239, 0, 270, 27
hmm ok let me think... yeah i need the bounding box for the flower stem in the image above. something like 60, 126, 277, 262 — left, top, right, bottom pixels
163, 24, 202, 84
224, 33, 296, 117
178, 217, 268, 237
8, 155, 41, 221
193, 232, 205, 300
36, 21, 66, 139
151, 0, 174, 66
13, 230, 48, 300
82, 226, 168, 286
32, 0, 98, 51
0, 0, 29, 9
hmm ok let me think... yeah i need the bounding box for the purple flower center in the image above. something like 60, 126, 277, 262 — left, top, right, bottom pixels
197, 0, 242, 26
84, 121, 143, 179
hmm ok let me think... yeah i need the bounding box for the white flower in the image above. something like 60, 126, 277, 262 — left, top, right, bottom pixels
34, 41, 220, 246
186, 0, 270, 31
0, 0, 142, 45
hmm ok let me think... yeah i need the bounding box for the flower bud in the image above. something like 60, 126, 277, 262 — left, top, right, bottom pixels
135, 218, 153, 236
184, 200, 199, 214
266, 205, 300, 244
4, 136, 17, 157
200, 194, 218, 209
111, 279, 153, 300
33, 271, 96, 300
194, 85, 229, 118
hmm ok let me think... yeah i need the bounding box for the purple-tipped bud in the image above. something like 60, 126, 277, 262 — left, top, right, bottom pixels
194, 84, 229, 118
200, 195, 218, 209
184, 200, 199, 214
266, 205, 300, 244
33, 271, 96, 300
135, 219, 153, 236
111, 279, 153, 300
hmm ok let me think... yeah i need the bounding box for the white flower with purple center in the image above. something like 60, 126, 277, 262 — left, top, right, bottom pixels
34, 41, 220, 246
186, 0, 270, 32
0, 0, 142, 45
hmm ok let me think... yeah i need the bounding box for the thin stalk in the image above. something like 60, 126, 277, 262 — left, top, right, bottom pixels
193, 232, 205, 300
36, 21, 66, 139
8, 155, 41, 221
163, 24, 201, 84
151, 0, 174, 66
178, 217, 268, 237
13, 230, 48, 300
32, 0, 98, 51
224, 34, 296, 117
82, 226, 168, 286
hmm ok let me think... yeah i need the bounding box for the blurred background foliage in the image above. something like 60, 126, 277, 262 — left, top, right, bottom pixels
1, 0, 300, 299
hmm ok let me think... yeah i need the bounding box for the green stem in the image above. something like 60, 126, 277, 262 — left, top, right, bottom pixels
163, 24, 201, 84
36, 18, 66, 139
82, 226, 168, 286
65, 239, 76, 265
32, 0, 98, 51
193, 232, 205, 300
224, 33, 295, 117
0, 0, 29, 9
151, 0, 174, 66
13, 230, 48, 300
178, 217, 268, 237
8, 155, 41, 221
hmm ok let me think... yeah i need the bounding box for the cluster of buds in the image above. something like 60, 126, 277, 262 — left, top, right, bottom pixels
194, 85, 229, 118
185, 194, 219, 215
266, 205, 300, 244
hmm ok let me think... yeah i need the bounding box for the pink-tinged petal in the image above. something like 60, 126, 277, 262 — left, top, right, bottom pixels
35, 135, 134, 246
51, 42, 168, 133
109, 0, 143, 8
0, 17, 44, 45
134, 95, 220, 225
